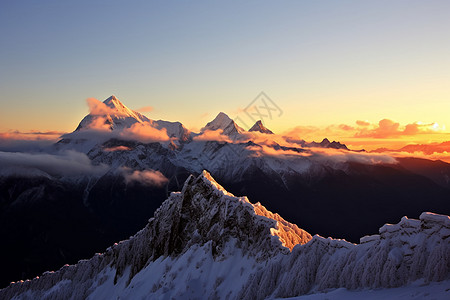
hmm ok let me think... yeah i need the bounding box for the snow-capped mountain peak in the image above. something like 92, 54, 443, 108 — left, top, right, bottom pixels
103, 95, 122, 108
202, 112, 246, 140
203, 112, 234, 131
102, 95, 149, 123
249, 120, 274, 134
74, 96, 150, 132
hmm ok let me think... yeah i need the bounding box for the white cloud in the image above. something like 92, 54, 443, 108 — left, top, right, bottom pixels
0, 150, 108, 177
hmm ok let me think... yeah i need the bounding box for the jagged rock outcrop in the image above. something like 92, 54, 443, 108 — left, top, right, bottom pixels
1, 172, 449, 299
308, 138, 349, 150
239, 212, 450, 299
0, 171, 310, 299
249, 120, 273, 134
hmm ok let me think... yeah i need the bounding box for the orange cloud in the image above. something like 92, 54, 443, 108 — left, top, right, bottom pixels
246, 144, 309, 158
398, 141, 450, 155
355, 119, 440, 138
0, 130, 66, 152
103, 146, 131, 152
120, 122, 169, 143
283, 126, 322, 138
356, 120, 370, 126
281, 125, 355, 145
121, 167, 168, 187
369, 141, 450, 163
85, 116, 112, 131
0, 130, 66, 141
63, 117, 170, 144
403, 123, 421, 135
86, 98, 126, 116
338, 124, 354, 131
194, 130, 232, 143
377, 150, 450, 163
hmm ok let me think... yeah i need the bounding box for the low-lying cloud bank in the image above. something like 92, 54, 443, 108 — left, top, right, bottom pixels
63, 118, 170, 144
247, 144, 397, 165
282, 118, 444, 142
0, 151, 108, 178
193, 129, 232, 143
188, 127, 399, 165
122, 122, 170, 143
0, 149, 170, 186
0, 131, 65, 152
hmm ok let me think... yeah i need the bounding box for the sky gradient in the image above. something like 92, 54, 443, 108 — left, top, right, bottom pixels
1, 1, 449, 148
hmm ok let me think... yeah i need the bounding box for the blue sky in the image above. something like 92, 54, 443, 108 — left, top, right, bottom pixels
1, 0, 449, 135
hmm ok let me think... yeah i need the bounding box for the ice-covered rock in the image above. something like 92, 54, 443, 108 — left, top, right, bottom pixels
239, 212, 450, 299
0, 171, 310, 299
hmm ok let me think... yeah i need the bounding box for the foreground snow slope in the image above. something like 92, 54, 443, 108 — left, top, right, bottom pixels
240, 212, 450, 299
280, 279, 450, 300
1, 172, 449, 299
1, 171, 310, 299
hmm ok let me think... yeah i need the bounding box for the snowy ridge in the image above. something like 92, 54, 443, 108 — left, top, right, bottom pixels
154, 120, 191, 142
0, 171, 310, 299
239, 212, 450, 299
2, 173, 449, 299
57, 97, 350, 181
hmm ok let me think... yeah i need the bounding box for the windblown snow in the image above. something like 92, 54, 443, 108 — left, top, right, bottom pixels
1, 172, 449, 299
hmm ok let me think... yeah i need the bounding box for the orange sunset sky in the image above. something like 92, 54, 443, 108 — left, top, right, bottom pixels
1, 1, 449, 156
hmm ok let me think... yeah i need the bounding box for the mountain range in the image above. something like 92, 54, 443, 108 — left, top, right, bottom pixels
372, 141, 450, 155
1, 95, 450, 292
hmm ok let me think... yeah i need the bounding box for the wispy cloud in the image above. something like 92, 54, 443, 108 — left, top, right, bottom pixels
374, 150, 450, 163
356, 120, 370, 127
282, 126, 323, 140
103, 146, 132, 152
0, 150, 108, 177
0, 130, 66, 152
120, 122, 170, 143
86, 98, 125, 116
354, 119, 442, 138
0, 130, 66, 140
247, 144, 397, 165
193, 129, 232, 143
121, 167, 168, 187
64, 117, 170, 144
281, 119, 445, 144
